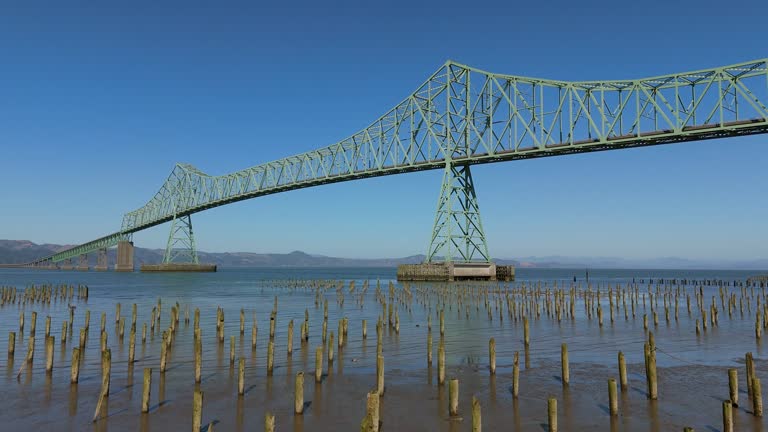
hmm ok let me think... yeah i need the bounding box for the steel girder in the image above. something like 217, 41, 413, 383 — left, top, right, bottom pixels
29, 58, 768, 265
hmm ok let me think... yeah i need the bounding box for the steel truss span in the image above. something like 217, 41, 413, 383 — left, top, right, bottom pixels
29, 58, 768, 265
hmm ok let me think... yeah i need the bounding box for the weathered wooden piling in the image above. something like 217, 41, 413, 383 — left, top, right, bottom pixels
618, 351, 627, 391
728, 369, 739, 407
45, 336, 54, 373
142, 368, 152, 413
472, 396, 481, 432
288, 320, 294, 355
377, 354, 385, 396
192, 389, 204, 432
315, 346, 323, 382
561, 343, 569, 386
753, 377, 763, 417
489, 338, 496, 375
608, 378, 618, 416
448, 378, 459, 416
365, 391, 380, 432
267, 341, 274, 376
524, 316, 530, 347
230, 336, 235, 366
294, 372, 304, 415
238, 358, 245, 395
70, 347, 81, 383
512, 351, 519, 398
362, 319, 367, 339
8, 331, 15, 356
438, 341, 446, 385
194, 328, 202, 383
328, 332, 335, 363
722, 400, 733, 432
129, 329, 136, 363
160, 332, 168, 373
547, 397, 557, 432
264, 412, 275, 432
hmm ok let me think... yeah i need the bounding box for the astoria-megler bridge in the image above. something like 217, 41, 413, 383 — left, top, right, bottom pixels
21, 58, 768, 276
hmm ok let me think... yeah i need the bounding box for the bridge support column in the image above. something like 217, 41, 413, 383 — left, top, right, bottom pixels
95, 248, 108, 271
163, 215, 199, 264
60, 258, 73, 271
397, 163, 514, 281
76, 254, 89, 271
115, 241, 134, 272
427, 163, 491, 263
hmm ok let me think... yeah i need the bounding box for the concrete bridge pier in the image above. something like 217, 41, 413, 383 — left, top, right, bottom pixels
60, 258, 73, 271
76, 254, 89, 271
115, 241, 134, 272
95, 248, 108, 271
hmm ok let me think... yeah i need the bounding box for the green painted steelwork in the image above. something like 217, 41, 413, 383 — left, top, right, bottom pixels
427, 164, 489, 263
27, 58, 768, 266
163, 215, 199, 264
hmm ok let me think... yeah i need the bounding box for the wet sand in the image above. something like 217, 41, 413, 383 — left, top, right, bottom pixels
1, 276, 766, 431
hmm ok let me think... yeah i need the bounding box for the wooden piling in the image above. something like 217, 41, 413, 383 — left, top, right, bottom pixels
70, 347, 80, 383
264, 412, 275, 432
472, 396, 481, 432
362, 319, 367, 339
192, 389, 204, 432
160, 332, 168, 373
448, 378, 459, 416
618, 351, 627, 391
194, 328, 202, 383
142, 368, 152, 413
523, 316, 530, 347
512, 351, 519, 398
722, 400, 733, 432
129, 329, 136, 363
8, 331, 14, 356
377, 354, 385, 396
427, 331, 433, 365
608, 378, 618, 416
728, 369, 738, 407
547, 397, 557, 432
230, 336, 235, 366
438, 341, 446, 385
561, 343, 569, 386
753, 377, 763, 417
366, 391, 380, 432
489, 338, 496, 375
294, 372, 304, 415
315, 346, 323, 382
328, 332, 335, 363
238, 358, 245, 395
288, 320, 294, 355
267, 341, 274, 376
45, 336, 54, 373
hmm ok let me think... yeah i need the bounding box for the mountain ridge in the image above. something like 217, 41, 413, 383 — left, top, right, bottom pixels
1, 240, 767, 269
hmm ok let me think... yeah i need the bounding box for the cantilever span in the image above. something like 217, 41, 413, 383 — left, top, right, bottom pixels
26, 58, 768, 270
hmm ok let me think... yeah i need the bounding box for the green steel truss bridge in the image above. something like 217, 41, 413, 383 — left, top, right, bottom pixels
26, 58, 768, 268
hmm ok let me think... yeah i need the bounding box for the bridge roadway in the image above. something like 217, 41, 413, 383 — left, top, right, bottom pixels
21, 58, 768, 268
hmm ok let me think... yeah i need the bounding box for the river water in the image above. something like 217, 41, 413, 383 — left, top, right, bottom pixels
0, 267, 765, 431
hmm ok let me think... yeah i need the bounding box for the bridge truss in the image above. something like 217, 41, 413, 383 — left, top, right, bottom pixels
27, 58, 768, 267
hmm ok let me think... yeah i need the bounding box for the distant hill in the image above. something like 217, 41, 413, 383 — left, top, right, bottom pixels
0, 240, 428, 268
2, 239, 766, 270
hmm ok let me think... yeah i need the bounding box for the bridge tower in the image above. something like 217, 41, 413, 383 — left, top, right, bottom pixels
426, 163, 489, 263
163, 214, 199, 264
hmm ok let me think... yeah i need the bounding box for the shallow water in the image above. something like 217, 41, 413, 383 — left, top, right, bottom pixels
1, 267, 766, 431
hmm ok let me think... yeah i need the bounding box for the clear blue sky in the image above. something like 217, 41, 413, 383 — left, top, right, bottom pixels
1, 0, 767, 260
